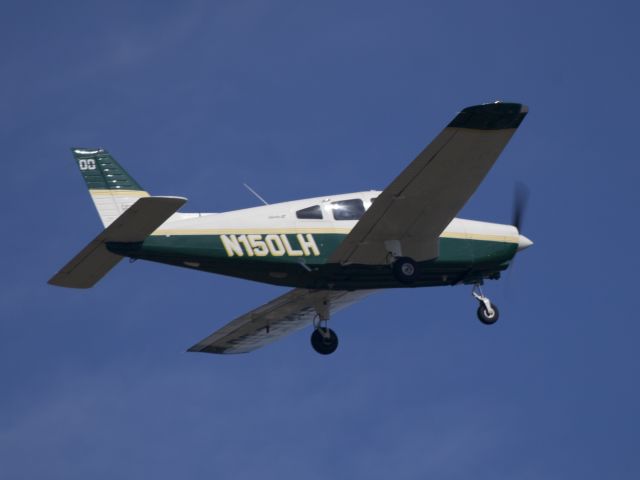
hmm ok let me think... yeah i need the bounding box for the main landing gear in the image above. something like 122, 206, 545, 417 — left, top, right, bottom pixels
311, 326, 339, 355
472, 284, 499, 325
392, 256, 418, 284
311, 315, 338, 355
311, 299, 338, 355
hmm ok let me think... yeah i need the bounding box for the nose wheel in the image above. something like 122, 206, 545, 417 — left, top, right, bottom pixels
472, 284, 499, 325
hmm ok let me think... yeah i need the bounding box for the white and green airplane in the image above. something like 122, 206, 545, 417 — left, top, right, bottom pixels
49, 102, 532, 355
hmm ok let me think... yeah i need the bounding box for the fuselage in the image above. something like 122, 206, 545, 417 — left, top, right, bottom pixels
108, 191, 526, 290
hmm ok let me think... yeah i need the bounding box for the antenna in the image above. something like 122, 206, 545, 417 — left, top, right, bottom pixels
243, 183, 269, 205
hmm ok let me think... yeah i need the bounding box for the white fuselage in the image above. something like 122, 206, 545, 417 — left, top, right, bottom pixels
155, 190, 522, 248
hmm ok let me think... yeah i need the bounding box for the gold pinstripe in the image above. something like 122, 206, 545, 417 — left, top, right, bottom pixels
441, 231, 519, 243
89, 189, 150, 198
150, 228, 519, 244
152, 227, 353, 235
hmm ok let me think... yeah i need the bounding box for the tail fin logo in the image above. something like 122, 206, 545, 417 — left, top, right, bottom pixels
78, 159, 97, 170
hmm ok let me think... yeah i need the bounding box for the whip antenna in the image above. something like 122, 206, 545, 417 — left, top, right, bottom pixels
243, 183, 269, 205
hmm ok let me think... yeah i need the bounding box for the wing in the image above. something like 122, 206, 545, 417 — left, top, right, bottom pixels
188, 288, 375, 354
329, 102, 528, 265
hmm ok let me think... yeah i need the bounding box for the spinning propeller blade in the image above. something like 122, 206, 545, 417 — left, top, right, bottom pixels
512, 181, 530, 232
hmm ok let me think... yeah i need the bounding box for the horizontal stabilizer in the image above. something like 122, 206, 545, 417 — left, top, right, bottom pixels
48, 196, 187, 288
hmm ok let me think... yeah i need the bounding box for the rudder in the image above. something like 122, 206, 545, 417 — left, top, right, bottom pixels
72, 148, 150, 227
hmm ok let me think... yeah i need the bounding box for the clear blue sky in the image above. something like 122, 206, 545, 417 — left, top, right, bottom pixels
2, 1, 639, 478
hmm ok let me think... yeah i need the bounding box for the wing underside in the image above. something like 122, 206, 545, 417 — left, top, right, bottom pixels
188, 288, 374, 354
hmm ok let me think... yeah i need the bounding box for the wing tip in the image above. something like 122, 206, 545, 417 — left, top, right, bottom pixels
47, 272, 97, 289
448, 101, 528, 130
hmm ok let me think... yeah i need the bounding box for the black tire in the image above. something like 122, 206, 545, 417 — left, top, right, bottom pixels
392, 257, 418, 284
311, 328, 339, 355
477, 303, 500, 325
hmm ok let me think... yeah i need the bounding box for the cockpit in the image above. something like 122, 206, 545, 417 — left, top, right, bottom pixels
329, 199, 365, 220
295, 198, 369, 221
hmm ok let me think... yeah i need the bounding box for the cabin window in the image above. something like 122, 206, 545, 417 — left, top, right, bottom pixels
331, 199, 365, 221
296, 205, 323, 219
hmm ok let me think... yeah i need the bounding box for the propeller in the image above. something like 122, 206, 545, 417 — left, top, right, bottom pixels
504, 182, 531, 299
506, 180, 532, 288
511, 181, 530, 233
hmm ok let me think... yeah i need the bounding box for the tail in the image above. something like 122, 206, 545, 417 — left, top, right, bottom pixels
72, 147, 150, 227
48, 148, 187, 288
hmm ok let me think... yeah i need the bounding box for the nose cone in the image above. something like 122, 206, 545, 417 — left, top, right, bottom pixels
517, 234, 533, 251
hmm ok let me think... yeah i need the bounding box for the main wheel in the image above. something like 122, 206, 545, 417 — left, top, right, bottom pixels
311, 328, 339, 355
477, 303, 500, 325
392, 257, 417, 284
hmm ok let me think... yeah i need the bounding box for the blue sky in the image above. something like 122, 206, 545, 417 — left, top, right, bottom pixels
1, 0, 639, 478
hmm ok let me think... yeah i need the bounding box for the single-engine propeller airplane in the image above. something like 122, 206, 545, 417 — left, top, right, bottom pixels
49, 101, 532, 355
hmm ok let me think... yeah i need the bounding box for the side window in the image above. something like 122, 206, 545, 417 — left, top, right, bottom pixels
296, 205, 323, 219
331, 199, 365, 221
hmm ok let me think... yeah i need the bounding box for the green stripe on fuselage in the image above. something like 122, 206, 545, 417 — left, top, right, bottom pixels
107, 234, 517, 289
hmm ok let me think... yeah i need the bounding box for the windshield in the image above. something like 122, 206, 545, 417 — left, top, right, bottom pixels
331, 199, 365, 221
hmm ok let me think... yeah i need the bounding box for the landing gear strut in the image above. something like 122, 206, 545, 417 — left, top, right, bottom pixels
311, 315, 338, 355
472, 284, 499, 325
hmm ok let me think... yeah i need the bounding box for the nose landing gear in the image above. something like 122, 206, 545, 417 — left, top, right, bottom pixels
472, 284, 499, 325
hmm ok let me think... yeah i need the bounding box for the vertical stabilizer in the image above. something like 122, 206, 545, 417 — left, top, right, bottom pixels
72, 148, 150, 227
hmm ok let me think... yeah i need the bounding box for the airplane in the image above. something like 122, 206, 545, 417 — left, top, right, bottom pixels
49, 101, 532, 355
